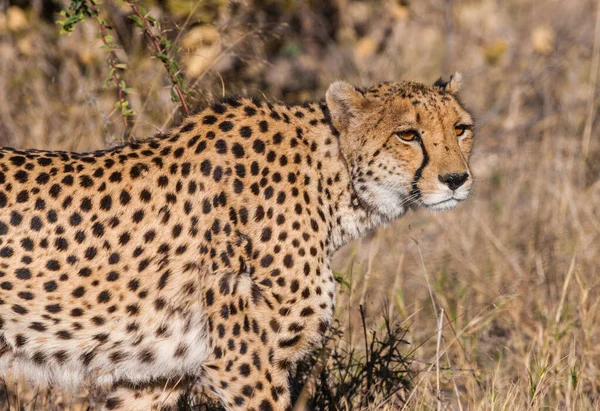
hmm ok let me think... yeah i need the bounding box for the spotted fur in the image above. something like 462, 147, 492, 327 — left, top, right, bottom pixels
0, 75, 474, 410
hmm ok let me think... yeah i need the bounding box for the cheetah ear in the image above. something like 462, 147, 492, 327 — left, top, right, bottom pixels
326, 81, 369, 132
433, 72, 463, 95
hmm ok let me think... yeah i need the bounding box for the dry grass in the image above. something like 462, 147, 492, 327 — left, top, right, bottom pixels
1, 0, 599, 409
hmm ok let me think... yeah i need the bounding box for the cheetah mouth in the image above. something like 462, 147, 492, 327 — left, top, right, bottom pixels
424, 197, 461, 211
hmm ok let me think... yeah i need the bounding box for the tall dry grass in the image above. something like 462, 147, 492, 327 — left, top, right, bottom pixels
1, 0, 599, 409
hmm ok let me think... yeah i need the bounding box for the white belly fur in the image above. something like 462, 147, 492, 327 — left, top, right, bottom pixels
0, 302, 210, 393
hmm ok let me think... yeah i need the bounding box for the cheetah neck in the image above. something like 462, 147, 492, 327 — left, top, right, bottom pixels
305, 103, 396, 254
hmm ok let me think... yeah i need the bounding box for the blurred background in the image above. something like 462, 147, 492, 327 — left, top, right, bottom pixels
1, 0, 600, 409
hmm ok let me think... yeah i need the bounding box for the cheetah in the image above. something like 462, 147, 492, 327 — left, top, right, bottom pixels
0, 74, 473, 410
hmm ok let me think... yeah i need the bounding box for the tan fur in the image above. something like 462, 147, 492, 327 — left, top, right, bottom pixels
0, 76, 473, 410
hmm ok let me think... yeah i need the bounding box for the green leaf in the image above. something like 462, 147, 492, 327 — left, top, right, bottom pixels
128, 15, 144, 28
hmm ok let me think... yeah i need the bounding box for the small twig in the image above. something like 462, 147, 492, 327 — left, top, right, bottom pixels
413, 238, 438, 315
436, 308, 444, 411
555, 253, 577, 324
128, 3, 190, 116
91, 2, 133, 128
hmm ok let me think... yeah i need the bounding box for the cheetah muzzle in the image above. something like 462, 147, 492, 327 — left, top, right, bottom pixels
0, 74, 474, 410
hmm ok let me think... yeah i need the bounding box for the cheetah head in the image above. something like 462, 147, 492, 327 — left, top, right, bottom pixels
326, 73, 474, 219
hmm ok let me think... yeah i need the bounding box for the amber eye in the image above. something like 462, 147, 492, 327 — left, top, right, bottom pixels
395, 130, 419, 142
455, 125, 471, 137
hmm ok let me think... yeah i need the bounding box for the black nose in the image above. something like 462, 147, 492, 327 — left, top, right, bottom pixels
438, 172, 469, 190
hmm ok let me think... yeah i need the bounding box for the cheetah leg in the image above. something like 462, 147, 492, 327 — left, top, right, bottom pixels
103, 381, 187, 411
205, 349, 292, 411
211, 369, 291, 411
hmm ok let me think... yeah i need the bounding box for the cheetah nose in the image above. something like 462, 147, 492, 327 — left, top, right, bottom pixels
438, 172, 469, 191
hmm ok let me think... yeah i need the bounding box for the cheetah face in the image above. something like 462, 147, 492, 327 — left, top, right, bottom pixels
326, 74, 474, 219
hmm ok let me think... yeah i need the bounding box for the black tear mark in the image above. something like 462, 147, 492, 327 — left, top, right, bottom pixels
410, 140, 430, 201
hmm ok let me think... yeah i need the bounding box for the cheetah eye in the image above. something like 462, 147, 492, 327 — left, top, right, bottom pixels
454, 124, 472, 137
395, 129, 419, 142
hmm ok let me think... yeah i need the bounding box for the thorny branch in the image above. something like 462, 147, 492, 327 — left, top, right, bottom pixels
128, 3, 190, 116
90, 2, 134, 129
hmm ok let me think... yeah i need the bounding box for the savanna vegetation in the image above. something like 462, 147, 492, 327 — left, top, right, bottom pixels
0, 0, 599, 409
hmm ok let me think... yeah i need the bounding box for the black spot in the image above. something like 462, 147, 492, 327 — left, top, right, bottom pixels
212, 104, 227, 114
203, 115, 217, 125
12, 304, 28, 315
200, 159, 212, 176
100, 195, 112, 211
92, 222, 105, 237
84, 247, 97, 260
139, 349, 155, 363
106, 271, 119, 281
119, 190, 131, 206
0, 246, 12, 258
78, 267, 92, 277
203, 199, 212, 214
259, 400, 274, 411
57, 330, 72, 339
233, 179, 244, 194
259, 121, 269, 132
260, 254, 273, 267
253, 139, 266, 153
157, 175, 169, 187
18, 291, 34, 300
32, 351, 46, 364
240, 126, 252, 138
232, 143, 245, 158
215, 139, 228, 154
244, 106, 257, 116
105, 397, 123, 410
17, 190, 29, 203
16, 268, 31, 280
36, 157, 52, 166
128, 279, 140, 291
46, 260, 60, 271
213, 166, 223, 182
72, 286, 85, 298
30, 216, 43, 231
279, 334, 301, 348
46, 304, 61, 313
80, 197, 92, 211
130, 164, 148, 179
239, 363, 251, 377
195, 140, 207, 154
44, 281, 57, 292
174, 147, 185, 158
36, 172, 50, 185
47, 210, 57, 223
29, 322, 46, 331
300, 307, 315, 316
206, 289, 214, 306
109, 171, 122, 182
180, 122, 197, 134
97, 290, 111, 303
219, 121, 233, 132
79, 175, 94, 188
132, 210, 144, 223
9, 156, 26, 166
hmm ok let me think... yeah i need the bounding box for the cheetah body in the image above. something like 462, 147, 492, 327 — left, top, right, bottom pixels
0, 76, 474, 410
